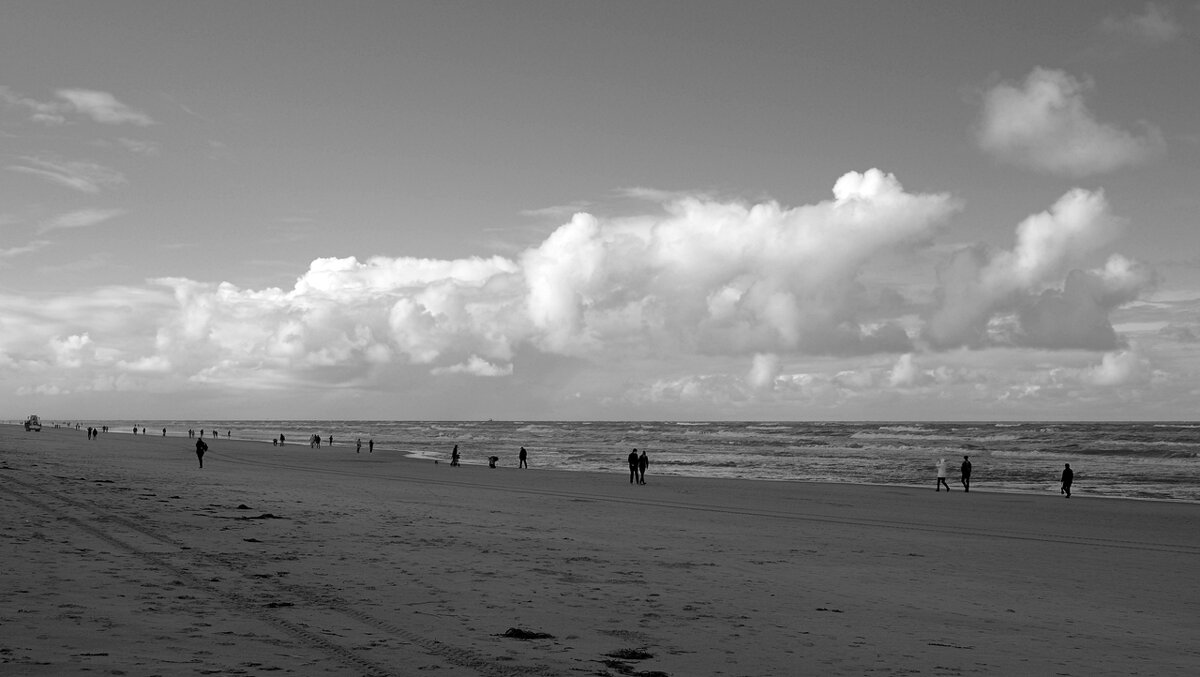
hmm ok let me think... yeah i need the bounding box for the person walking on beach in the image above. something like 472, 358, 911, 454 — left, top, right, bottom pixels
519, 446, 528, 468
451, 444, 460, 467
356, 438, 362, 454
628, 449, 639, 484
936, 458, 950, 492
961, 455, 972, 492
638, 450, 649, 485
369, 438, 374, 453
1061, 463, 1073, 498
195, 438, 208, 468
279, 433, 285, 446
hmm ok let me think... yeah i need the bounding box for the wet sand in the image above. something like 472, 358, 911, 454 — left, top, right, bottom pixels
2, 425, 1198, 676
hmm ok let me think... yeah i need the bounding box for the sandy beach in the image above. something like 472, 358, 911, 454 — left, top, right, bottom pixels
2, 426, 1198, 676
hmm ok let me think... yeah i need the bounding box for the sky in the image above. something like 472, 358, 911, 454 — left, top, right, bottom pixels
1, 1, 1198, 421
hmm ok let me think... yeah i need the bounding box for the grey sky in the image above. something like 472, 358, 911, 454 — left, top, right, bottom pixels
1, 1, 1197, 420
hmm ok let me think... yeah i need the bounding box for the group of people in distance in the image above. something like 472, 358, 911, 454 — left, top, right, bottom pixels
445, 445, 652, 484
938, 455, 1074, 498
184, 430, 1078, 497
450, 444, 536, 471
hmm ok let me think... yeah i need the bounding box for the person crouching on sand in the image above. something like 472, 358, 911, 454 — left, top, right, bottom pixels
195, 438, 208, 468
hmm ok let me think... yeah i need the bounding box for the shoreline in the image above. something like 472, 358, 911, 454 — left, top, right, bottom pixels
11, 422, 1198, 505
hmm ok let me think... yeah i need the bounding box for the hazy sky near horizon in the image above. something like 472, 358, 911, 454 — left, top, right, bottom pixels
1, 1, 1198, 421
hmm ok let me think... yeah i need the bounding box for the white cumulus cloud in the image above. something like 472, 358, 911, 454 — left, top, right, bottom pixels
1082, 349, 1151, 386
522, 169, 960, 358
976, 68, 1165, 176
926, 188, 1149, 349
746, 353, 781, 391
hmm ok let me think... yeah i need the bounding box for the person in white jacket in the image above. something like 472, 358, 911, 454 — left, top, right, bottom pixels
936, 458, 950, 492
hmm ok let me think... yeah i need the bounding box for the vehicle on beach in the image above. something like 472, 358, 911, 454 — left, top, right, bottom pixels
24, 414, 42, 432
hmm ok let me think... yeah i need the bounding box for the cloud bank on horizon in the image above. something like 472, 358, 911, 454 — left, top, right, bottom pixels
1, 167, 1182, 419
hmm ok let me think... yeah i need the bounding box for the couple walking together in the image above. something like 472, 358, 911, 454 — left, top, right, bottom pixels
629, 448, 649, 485
936, 455, 972, 492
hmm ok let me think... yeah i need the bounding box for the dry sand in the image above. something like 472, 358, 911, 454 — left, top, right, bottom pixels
2, 425, 1198, 676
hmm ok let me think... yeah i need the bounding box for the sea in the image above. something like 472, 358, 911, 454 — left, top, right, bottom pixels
31, 420, 1200, 503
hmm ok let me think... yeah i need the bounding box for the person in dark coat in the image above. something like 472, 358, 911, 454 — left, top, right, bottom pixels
1061, 463, 1073, 498
960, 455, 972, 492
628, 449, 639, 484
519, 446, 528, 469
195, 438, 208, 468
637, 449, 649, 485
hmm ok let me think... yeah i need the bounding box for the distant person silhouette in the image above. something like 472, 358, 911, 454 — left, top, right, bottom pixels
936, 458, 950, 492
638, 450, 649, 485
1061, 463, 1073, 498
162, 428, 167, 437
356, 438, 362, 453
195, 438, 208, 468
451, 444, 460, 467
369, 438, 374, 453
961, 455, 972, 492
628, 449, 639, 484
279, 433, 286, 446
519, 446, 528, 468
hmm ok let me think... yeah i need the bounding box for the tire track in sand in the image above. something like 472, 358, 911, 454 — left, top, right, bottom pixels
0, 472, 552, 677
